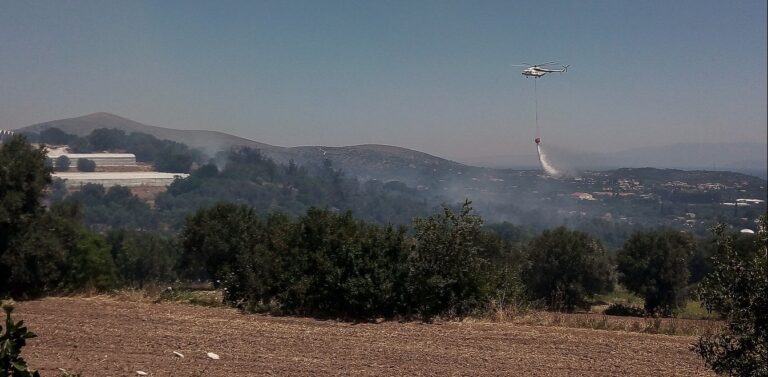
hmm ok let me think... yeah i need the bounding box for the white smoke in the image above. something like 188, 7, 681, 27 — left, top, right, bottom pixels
537, 144, 561, 177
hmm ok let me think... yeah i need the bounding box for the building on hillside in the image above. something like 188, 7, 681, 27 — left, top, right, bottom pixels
47, 151, 137, 167
0, 129, 14, 142
571, 192, 595, 201
53, 172, 188, 188
736, 198, 765, 205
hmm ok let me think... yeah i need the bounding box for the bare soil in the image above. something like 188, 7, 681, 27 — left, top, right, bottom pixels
16, 297, 713, 376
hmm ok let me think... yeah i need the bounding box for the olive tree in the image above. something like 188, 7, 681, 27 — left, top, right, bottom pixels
693, 217, 767, 376
617, 230, 695, 316
522, 227, 612, 312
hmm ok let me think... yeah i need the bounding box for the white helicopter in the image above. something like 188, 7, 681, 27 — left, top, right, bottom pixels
515, 62, 569, 78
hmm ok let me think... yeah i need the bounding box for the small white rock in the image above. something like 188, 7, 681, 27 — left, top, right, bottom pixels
206, 352, 220, 360
136, 371, 148, 376
173, 351, 184, 358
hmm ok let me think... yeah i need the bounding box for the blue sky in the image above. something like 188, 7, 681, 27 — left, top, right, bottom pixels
1, 0, 765, 162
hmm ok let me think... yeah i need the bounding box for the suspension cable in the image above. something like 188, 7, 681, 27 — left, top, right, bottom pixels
534, 78, 540, 139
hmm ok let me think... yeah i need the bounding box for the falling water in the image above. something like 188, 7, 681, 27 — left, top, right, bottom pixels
537, 144, 561, 177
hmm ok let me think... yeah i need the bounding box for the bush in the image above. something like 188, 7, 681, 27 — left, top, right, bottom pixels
617, 230, 695, 316
522, 227, 612, 312
275, 208, 410, 319
604, 303, 647, 317
179, 203, 261, 284
406, 201, 488, 320
54, 155, 70, 172
76, 158, 96, 172
181, 201, 508, 321
107, 230, 179, 288
1, 301, 40, 377
62, 231, 119, 292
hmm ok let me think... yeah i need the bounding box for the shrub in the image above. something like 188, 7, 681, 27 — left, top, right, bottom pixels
406, 201, 488, 320
522, 227, 612, 312
1, 301, 40, 377
54, 155, 70, 172
76, 158, 96, 172
182, 201, 508, 321
179, 203, 261, 284
617, 230, 695, 316
604, 303, 647, 317
275, 209, 410, 319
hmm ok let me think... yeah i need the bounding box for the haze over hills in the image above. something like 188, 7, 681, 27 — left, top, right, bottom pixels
18, 112, 280, 156
16, 113, 468, 185
12, 112, 767, 238
446, 143, 768, 179
16, 112, 767, 180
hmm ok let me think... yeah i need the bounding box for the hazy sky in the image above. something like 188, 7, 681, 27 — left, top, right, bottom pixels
1, 0, 765, 162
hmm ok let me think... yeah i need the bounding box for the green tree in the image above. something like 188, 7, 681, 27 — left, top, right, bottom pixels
522, 227, 612, 312
693, 217, 767, 376
0, 135, 52, 291
617, 230, 695, 316
88, 128, 126, 151
1, 200, 119, 298
0, 209, 74, 298
38, 127, 73, 145
154, 152, 193, 173
76, 158, 96, 172
107, 230, 179, 288
63, 231, 119, 292
276, 208, 410, 319
406, 201, 488, 320
54, 155, 71, 172
179, 203, 261, 283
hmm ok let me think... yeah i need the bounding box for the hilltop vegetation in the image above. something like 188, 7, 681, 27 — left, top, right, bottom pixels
22, 126, 767, 250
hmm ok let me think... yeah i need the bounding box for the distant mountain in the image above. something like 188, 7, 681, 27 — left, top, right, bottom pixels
17, 113, 766, 184
16, 113, 467, 186
17, 112, 280, 156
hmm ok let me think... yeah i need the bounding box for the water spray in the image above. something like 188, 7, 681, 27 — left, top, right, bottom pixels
536, 144, 561, 177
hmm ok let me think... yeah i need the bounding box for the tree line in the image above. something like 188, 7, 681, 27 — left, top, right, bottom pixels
25, 127, 204, 173
39, 128, 436, 230
0, 133, 756, 316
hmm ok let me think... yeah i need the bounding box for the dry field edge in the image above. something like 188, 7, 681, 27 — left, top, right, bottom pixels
16, 297, 714, 376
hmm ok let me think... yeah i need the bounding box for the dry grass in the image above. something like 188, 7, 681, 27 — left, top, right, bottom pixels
483, 304, 723, 337
111, 286, 223, 307
107, 289, 722, 337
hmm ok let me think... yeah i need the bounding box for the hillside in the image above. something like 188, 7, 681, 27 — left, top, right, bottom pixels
17, 113, 467, 186
18, 112, 281, 157
11, 113, 767, 246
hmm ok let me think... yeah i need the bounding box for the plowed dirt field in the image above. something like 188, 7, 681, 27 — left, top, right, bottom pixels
16, 297, 712, 376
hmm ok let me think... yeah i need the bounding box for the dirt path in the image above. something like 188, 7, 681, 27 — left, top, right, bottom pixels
15, 297, 712, 376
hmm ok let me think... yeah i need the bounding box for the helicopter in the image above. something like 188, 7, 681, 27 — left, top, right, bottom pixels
515, 62, 569, 78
